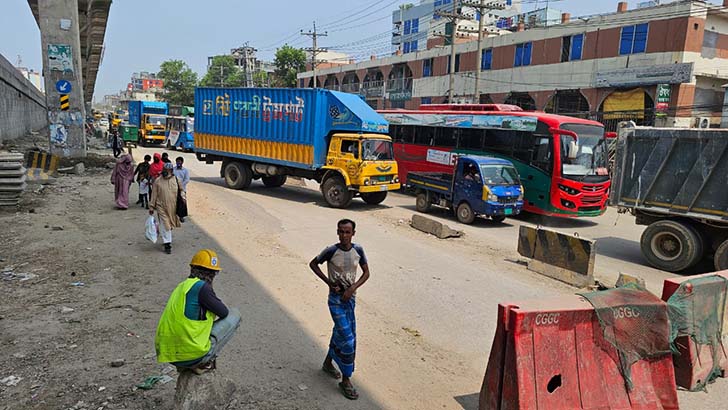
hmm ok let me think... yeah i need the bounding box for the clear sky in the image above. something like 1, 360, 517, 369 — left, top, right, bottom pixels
0, 0, 710, 102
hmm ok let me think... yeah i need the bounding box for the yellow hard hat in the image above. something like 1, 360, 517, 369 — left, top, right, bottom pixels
190, 249, 221, 271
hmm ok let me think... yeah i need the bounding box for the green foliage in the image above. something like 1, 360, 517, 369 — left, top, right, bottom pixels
273, 45, 307, 88
157, 60, 198, 106
200, 55, 245, 88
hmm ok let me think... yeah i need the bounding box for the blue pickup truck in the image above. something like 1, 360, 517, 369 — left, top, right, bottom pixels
408, 155, 524, 224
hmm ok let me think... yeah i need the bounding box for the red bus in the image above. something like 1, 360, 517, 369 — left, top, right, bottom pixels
379, 106, 611, 218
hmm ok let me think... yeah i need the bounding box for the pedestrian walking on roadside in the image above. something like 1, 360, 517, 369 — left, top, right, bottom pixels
309, 219, 370, 400
139, 176, 150, 209
110, 153, 135, 210
111, 129, 123, 158
173, 156, 190, 222
149, 163, 181, 254
134, 154, 151, 205
149, 153, 164, 182
155, 249, 241, 374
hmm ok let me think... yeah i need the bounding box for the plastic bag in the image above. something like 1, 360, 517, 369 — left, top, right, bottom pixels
145, 215, 158, 243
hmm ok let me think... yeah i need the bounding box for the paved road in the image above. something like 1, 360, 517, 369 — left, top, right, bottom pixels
139, 146, 727, 409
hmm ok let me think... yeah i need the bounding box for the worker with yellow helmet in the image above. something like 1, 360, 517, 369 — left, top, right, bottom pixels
155, 249, 240, 374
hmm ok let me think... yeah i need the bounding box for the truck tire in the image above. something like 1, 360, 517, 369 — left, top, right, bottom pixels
491, 215, 506, 223
262, 175, 287, 188
714, 239, 728, 271
361, 191, 387, 205
456, 202, 476, 224
321, 176, 352, 208
224, 161, 252, 190
640, 220, 704, 272
415, 192, 432, 213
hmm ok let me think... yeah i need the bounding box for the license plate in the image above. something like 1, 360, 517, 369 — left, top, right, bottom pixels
505, 208, 513, 215
379, 185, 388, 191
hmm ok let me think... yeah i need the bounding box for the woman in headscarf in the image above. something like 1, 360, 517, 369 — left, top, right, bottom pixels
149, 162, 182, 254
148, 152, 164, 182
110, 153, 135, 209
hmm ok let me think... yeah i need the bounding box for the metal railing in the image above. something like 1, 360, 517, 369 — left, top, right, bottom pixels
387, 77, 413, 92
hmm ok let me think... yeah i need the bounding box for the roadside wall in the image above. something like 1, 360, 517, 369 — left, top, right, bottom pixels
0, 53, 47, 142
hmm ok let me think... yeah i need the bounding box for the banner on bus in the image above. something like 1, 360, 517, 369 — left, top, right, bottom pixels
383, 113, 538, 132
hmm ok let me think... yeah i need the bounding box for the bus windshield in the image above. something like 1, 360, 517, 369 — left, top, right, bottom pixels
559, 123, 608, 182
362, 139, 394, 161
186, 118, 195, 132
480, 165, 520, 185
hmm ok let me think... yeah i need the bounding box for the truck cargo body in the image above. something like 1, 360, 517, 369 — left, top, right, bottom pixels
611, 123, 728, 272
128, 101, 168, 145
194, 87, 400, 208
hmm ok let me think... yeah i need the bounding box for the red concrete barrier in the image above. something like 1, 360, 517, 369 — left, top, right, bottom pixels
479, 295, 679, 410
661, 270, 728, 391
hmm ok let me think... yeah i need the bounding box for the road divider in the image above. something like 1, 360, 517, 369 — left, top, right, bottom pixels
25, 149, 59, 181
410, 214, 463, 239
517, 225, 595, 287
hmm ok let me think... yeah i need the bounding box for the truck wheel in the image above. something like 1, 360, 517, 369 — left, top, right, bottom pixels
224, 161, 252, 190
262, 175, 287, 188
491, 215, 507, 223
456, 202, 476, 224
322, 177, 352, 208
714, 239, 728, 271
415, 192, 432, 213
640, 220, 704, 272
361, 191, 388, 205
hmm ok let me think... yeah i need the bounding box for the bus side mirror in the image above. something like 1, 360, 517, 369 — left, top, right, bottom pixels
568, 141, 579, 160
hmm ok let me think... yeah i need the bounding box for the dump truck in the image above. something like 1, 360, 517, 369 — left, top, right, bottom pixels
409, 155, 524, 224
194, 87, 400, 208
610, 122, 728, 272
128, 101, 168, 146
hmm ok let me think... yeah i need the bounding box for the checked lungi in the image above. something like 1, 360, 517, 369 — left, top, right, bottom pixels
328, 292, 356, 378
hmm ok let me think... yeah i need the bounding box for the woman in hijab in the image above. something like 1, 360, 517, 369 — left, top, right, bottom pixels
111, 153, 135, 209
149, 152, 164, 182
149, 162, 182, 254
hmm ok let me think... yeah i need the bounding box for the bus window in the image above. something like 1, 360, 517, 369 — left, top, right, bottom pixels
532, 137, 552, 173
413, 126, 435, 145
512, 132, 535, 163
434, 127, 457, 147
484, 129, 515, 155
458, 127, 484, 150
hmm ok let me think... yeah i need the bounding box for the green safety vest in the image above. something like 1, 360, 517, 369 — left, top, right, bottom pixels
155, 278, 214, 363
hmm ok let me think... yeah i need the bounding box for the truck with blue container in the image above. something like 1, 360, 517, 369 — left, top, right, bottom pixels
409, 155, 524, 224
194, 87, 400, 208
128, 100, 168, 146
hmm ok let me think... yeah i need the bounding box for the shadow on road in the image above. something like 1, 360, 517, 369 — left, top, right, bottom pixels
190, 176, 395, 213
595, 236, 716, 276
397, 204, 517, 229
513, 212, 599, 229
454, 392, 479, 410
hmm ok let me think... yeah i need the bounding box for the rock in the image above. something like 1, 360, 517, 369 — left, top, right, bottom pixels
410, 214, 463, 239
615, 273, 646, 289
60, 306, 74, 314
74, 163, 85, 175
173, 371, 236, 410
51, 225, 64, 231
110, 359, 125, 368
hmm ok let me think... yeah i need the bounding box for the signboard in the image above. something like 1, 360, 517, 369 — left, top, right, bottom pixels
55, 80, 72, 93
656, 84, 671, 112
383, 113, 538, 132
59, 94, 70, 111
595, 63, 692, 88
427, 149, 456, 166
389, 90, 412, 102
47, 44, 74, 72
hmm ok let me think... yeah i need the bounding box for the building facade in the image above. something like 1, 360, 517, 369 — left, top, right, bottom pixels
301, 0, 728, 129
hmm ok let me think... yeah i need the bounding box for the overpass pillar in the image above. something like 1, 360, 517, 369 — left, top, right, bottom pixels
38, 0, 86, 157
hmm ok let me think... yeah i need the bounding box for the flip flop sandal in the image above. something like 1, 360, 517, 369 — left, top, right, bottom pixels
338, 382, 359, 400
321, 363, 341, 379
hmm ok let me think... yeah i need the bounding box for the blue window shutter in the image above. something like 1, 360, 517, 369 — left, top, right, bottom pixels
423, 59, 431, 77
515, 44, 523, 67
412, 18, 419, 33
434, 0, 442, 6
403, 42, 410, 53
506, 0, 512, 4
486, 49, 492, 69
404, 20, 411, 35
633, 23, 648, 53
523, 42, 532, 66
411, 40, 418, 51
421, 97, 432, 105
620, 25, 635, 55
571, 34, 583, 60
455, 54, 460, 72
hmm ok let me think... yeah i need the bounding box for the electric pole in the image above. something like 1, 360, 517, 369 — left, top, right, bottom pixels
301, 22, 328, 88
435, 0, 472, 102
461, 1, 505, 102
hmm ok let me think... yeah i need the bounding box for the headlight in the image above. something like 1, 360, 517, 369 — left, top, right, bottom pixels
393, 176, 399, 183
518, 192, 524, 201
558, 184, 579, 195
488, 193, 498, 202
363, 178, 370, 186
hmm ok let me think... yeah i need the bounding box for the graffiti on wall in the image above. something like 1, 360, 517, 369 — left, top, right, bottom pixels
50, 124, 68, 145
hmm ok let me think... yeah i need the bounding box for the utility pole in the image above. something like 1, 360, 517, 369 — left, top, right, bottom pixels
435, 0, 472, 102
301, 22, 328, 88
461, 1, 506, 103
220, 64, 224, 87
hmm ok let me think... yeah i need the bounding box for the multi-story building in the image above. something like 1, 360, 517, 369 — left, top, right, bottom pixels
392, 0, 521, 54
131, 72, 163, 91
300, 0, 728, 129
208, 45, 276, 87
15, 66, 43, 93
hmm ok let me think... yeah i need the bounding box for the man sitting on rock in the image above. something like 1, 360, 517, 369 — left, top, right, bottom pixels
155, 249, 241, 374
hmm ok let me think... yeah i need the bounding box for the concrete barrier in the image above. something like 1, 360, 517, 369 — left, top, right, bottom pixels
411, 214, 463, 239
25, 150, 59, 181
517, 225, 595, 287
173, 370, 236, 410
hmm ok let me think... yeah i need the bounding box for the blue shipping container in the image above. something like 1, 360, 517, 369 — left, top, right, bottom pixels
194, 88, 389, 170
128, 101, 168, 128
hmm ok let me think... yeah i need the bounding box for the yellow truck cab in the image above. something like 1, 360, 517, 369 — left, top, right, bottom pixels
140, 113, 167, 145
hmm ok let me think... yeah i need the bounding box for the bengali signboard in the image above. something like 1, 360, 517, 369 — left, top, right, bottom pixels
595, 63, 692, 88
656, 84, 671, 112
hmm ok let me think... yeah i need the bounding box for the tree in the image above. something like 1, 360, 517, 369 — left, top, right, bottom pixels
200, 55, 245, 88
157, 60, 198, 106
273, 45, 306, 88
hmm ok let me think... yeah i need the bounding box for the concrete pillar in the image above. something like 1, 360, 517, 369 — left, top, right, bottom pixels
38, 0, 86, 158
